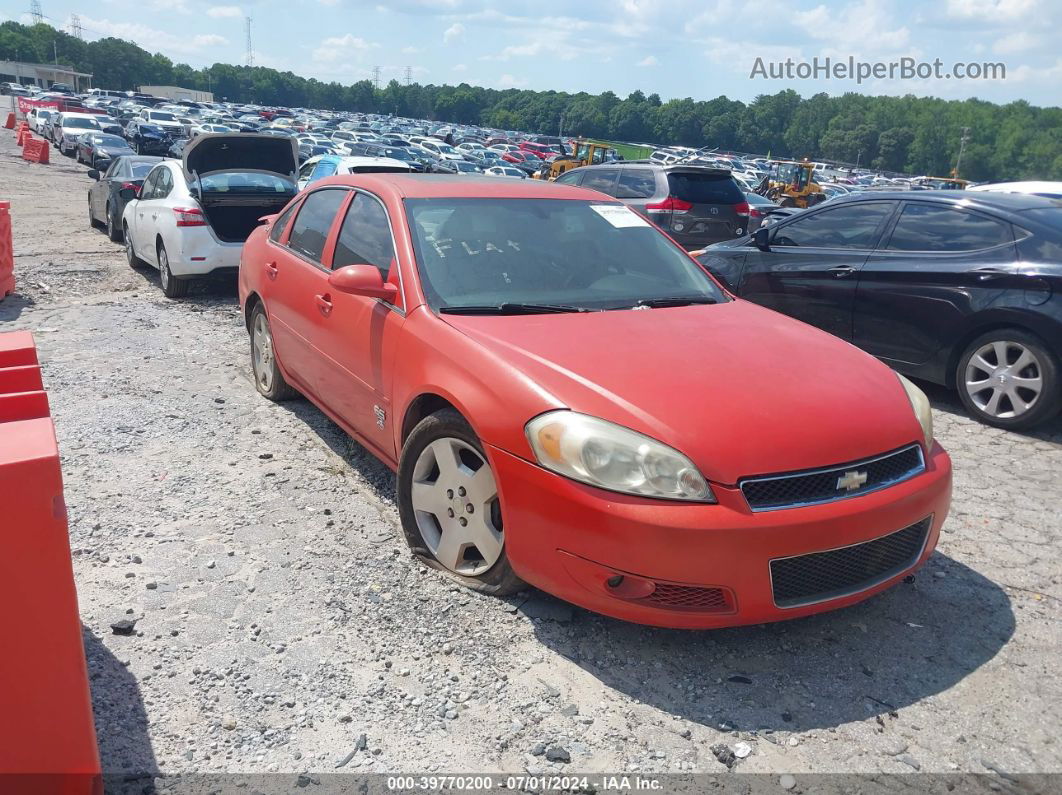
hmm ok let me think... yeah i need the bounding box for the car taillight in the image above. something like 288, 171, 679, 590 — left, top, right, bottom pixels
173, 207, 207, 227
645, 196, 693, 214
734, 201, 750, 217
749, 207, 764, 218
120, 182, 140, 193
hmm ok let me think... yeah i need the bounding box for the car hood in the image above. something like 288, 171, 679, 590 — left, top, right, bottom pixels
183, 133, 298, 179
442, 300, 923, 485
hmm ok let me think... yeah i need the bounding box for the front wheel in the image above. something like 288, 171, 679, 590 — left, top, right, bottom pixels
397, 409, 525, 595
956, 330, 1060, 430
157, 243, 190, 298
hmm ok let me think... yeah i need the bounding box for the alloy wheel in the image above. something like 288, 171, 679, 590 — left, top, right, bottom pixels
251, 313, 275, 392
964, 340, 1043, 419
158, 247, 170, 289
410, 437, 503, 576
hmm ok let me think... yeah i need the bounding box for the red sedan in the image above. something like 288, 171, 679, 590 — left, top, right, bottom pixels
238, 174, 952, 629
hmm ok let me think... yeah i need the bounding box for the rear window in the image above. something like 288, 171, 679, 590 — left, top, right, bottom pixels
130, 161, 157, 178
199, 173, 295, 194
666, 172, 743, 204
1020, 206, 1062, 228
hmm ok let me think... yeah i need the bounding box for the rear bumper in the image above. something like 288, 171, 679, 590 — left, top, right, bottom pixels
170, 230, 242, 277
490, 441, 952, 629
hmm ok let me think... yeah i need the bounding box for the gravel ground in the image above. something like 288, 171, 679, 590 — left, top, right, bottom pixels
1, 116, 1060, 781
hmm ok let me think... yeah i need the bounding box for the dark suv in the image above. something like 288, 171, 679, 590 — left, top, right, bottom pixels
556, 163, 750, 249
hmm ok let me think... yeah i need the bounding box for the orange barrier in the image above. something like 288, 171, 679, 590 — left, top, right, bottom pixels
22, 137, 49, 165
4, 112, 15, 129
0, 332, 102, 792
16, 124, 30, 146
0, 202, 12, 300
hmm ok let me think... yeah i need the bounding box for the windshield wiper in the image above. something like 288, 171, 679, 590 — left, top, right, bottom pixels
439, 303, 593, 315
624, 296, 719, 309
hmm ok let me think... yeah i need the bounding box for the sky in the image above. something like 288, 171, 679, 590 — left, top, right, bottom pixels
2, 0, 1060, 107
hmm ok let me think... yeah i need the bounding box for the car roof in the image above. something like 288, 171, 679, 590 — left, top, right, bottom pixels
309, 173, 616, 201
833, 189, 1060, 212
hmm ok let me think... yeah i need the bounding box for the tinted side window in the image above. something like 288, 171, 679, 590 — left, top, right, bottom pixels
104, 159, 124, 179
333, 193, 396, 277
615, 169, 656, 199
885, 204, 1013, 252
286, 189, 347, 263
298, 161, 317, 180
773, 203, 894, 249
269, 200, 300, 243
554, 170, 583, 186
582, 169, 620, 194
154, 168, 173, 199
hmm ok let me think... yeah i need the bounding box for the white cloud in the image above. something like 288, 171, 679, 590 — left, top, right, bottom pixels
497, 73, 528, 88
78, 15, 228, 54
993, 31, 1040, 54
945, 0, 1038, 21
401, 45, 420, 54
207, 6, 243, 18
443, 23, 465, 43
312, 34, 378, 63
637, 55, 658, 67
452, 63, 467, 72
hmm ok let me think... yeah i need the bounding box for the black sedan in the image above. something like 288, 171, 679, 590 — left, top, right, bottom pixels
75, 132, 135, 170
698, 191, 1062, 430
123, 121, 173, 155
86, 155, 163, 242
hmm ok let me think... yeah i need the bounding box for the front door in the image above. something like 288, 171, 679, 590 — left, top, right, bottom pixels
739, 201, 897, 340
314, 191, 406, 460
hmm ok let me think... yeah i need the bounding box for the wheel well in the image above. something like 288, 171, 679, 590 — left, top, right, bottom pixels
401, 394, 459, 443
155, 235, 164, 254
244, 292, 262, 331
945, 322, 1046, 388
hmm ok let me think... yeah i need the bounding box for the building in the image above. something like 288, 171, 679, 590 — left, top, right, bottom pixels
0, 60, 92, 91
138, 85, 214, 103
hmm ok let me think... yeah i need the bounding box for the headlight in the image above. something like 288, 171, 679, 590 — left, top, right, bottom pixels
897, 373, 933, 448
525, 411, 715, 502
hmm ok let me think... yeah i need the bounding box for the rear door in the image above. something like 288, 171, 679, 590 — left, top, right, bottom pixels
661, 169, 748, 248
854, 201, 1018, 367
740, 201, 898, 340
580, 168, 620, 196
613, 167, 657, 217
131, 167, 162, 259
265, 187, 350, 394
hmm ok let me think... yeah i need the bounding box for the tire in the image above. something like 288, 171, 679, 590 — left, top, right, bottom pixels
248, 303, 298, 402
397, 409, 525, 596
88, 201, 102, 230
157, 243, 190, 298
124, 224, 146, 269
956, 329, 1061, 430
106, 205, 123, 242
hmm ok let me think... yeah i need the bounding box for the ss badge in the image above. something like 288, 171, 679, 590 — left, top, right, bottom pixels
373, 405, 386, 429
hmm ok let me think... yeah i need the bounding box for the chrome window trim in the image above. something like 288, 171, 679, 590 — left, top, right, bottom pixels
739, 443, 926, 512
769, 515, 933, 609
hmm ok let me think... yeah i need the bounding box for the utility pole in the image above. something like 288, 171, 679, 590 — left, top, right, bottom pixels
371, 66, 381, 91
245, 17, 254, 67
70, 14, 83, 40
30, 1, 43, 24
954, 126, 971, 178
404, 66, 412, 86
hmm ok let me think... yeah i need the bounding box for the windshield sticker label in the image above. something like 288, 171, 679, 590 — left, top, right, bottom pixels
590, 204, 650, 228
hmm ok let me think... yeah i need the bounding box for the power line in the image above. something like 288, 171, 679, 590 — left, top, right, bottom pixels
244, 16, 254, 67
30, 0, 43, 24
69, 13, 83, 40
404, 66, 412, 86
371, 65, 381, 90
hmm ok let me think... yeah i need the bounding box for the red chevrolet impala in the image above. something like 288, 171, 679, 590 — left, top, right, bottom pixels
238, 174, 952, 629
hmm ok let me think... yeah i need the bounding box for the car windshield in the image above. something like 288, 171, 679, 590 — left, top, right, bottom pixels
383, 148, 414, 161
93, 134, 127, 147
405, 198, 727, 311
198, 173, 296, 193
150, 112, 177, 121
65, 117, 100, 129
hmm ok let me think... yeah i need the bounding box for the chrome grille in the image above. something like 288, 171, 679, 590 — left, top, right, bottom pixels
740, 444, 925, 511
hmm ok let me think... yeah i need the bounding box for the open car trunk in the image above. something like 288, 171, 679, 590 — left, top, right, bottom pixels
199, 194, 293, 244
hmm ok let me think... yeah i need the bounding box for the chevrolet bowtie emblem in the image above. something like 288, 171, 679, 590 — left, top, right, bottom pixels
836, 470, 869, 491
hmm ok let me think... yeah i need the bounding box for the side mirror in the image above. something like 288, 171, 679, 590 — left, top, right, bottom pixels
87, 169, 100, 180
752, 226, 771, 252
328, 264, 398, 302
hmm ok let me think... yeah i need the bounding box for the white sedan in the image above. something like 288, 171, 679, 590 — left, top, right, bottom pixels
484, 165, 526, 178
121, 134, 298, 298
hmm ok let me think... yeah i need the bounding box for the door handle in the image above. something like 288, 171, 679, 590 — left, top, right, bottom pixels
827, 265, 857, 278
265, 261, 278, 280
315, 293, 333, 316
968, 267, 1012, 281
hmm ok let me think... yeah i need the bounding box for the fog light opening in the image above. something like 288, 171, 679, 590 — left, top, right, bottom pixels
606, 575, 624, 589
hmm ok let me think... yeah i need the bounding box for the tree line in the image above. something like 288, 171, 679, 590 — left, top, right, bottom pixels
3, 21, 1061, 181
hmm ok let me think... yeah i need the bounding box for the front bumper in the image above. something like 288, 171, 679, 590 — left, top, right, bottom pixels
490, 441, 952, 629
